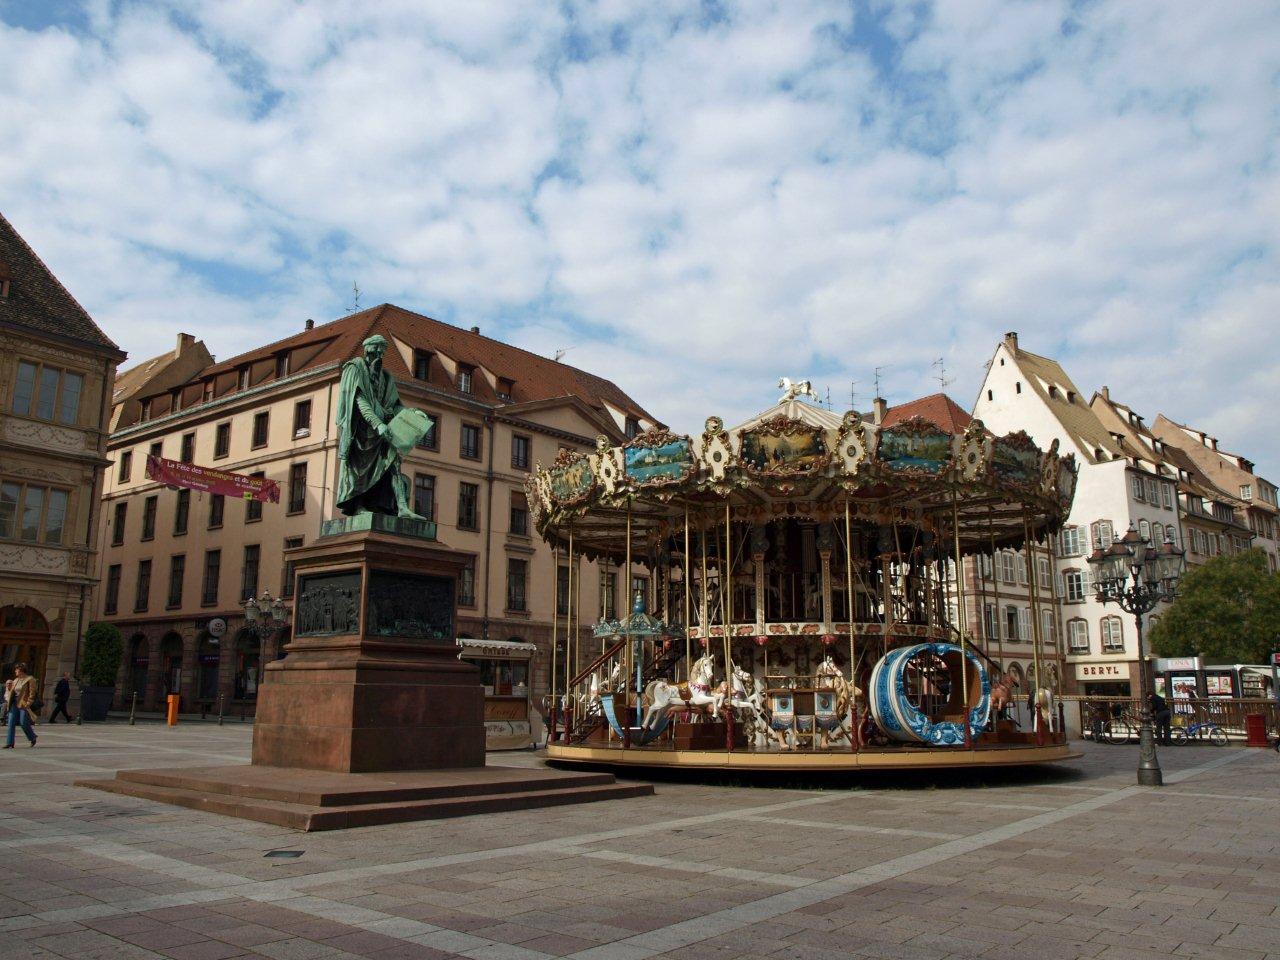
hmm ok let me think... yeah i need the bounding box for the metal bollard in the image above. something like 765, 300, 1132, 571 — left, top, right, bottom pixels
217, 694, 224, 726
129, 693, 136, 726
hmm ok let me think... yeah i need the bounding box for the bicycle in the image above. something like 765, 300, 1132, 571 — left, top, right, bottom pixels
1170, 718, 1228, 746
1102, 712, 1141, 745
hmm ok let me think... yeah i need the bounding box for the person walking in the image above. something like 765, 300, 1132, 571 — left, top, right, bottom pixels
49, 673, 73, 723
4, 664, 37, 748
1148, 690, 1172, 746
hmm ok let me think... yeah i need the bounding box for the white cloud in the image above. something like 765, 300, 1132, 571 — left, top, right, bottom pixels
0, 0, 1277, 476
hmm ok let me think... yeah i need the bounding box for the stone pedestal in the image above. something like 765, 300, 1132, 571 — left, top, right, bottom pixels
251, 524, 485, 773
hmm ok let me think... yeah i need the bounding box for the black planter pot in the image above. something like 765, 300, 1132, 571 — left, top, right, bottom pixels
79, 686, 115, 722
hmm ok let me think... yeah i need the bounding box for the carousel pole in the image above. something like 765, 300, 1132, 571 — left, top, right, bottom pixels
845, 499, 859, 752
565, 528, 574, 740
988, 506, 1005, 672
684, 507, 692, 678
624, 499, 633, 748
722, 499, 734, 752
1024, 509, 1046, 746
550, 544, 559, 744
951, 493, 973, 749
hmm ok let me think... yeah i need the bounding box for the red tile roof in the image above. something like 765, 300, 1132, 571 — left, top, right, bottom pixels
882, 393, 973, 433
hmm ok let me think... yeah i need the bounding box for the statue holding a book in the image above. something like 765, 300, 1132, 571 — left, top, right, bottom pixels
336, 334, 433, 519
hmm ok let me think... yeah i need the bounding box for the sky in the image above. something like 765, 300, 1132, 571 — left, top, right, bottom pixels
1, 1, 1278, 475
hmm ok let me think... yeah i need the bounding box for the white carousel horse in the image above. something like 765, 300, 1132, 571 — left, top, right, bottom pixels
778, 377, 818, 402
641, 655, 722, 730
723, 665, 764, 733
587, 660, 624, 709
815, 655, 863, 748
1033, 687, 1056, 733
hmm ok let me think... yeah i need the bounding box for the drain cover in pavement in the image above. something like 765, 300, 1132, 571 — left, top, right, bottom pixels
264, 849, 305, 859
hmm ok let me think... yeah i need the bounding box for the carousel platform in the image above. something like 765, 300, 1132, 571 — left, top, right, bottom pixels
546, 742, 1080, 772
77, 764, 652, 831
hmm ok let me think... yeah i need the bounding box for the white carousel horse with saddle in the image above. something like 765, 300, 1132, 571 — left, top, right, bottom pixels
814, 655, 862, 748
641, 656, 764, 733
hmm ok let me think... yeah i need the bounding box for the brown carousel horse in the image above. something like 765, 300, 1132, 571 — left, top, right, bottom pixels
990, 671, 1019, 718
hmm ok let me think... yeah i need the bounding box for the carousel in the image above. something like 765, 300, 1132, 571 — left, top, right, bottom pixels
531, 380, 1081, 771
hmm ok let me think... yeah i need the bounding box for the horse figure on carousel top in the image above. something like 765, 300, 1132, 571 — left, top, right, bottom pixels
778, 377, 818, 403
641, 655, 723, 731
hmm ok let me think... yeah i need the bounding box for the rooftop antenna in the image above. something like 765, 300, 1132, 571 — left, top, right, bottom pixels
825, 386, 831, 410
553, 347, 574, 363
348, 281, 362, 314
849, 379, 860, 410
874, 366, 887, 399
932, 357, 954, 391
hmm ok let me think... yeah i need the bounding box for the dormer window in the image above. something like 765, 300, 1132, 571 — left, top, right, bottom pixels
141, 398, 152, 421
1047, 385, 1058, 399
1067, 391, 1076, 404
497, 378, 514, 402
457, 365, 474, 394
238, 367, 249, 391
413, 350, 432, 381
275, 353, 289, 379
625, 417, 641, 439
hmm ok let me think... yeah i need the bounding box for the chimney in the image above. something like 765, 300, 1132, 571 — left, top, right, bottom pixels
872, 396, 888, 425
470, 325, 480, 335
1003, 331, 1019, 352
176, 332, 195, 353
304, 318, 314, 330
1099, 385, 1109, 400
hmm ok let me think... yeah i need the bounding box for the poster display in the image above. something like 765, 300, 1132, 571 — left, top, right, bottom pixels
1170, 674, 1197, 713
1205, 675, 1234, 697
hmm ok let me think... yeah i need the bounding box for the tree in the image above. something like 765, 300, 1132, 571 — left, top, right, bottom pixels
81, 621, 124, 688
1148, 550, 1280, 664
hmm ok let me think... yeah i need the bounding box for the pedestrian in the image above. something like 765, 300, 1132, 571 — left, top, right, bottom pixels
49, 672, 74, 723
4, 663, 38, 748
1148, 690, 1172, 746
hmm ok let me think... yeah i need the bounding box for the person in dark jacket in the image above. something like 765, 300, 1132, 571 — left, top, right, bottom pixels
49, 673, 73, 723
1148, 691, 1172, 745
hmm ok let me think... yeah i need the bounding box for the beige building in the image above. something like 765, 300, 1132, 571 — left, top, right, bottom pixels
96, 304, 659, 713
1153, 415, 1278, 572
0, 212, 125, 702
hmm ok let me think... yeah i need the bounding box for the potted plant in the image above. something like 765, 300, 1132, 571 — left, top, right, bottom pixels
79, 621, 124, 721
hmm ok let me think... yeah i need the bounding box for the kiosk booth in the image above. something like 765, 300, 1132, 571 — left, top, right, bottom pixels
456, 638, 540, 750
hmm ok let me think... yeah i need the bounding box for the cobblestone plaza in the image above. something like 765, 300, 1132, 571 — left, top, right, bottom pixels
0, 727, 1276, 960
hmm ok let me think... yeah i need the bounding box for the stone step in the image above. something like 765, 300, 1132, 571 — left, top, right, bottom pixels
77, 774, 653, 831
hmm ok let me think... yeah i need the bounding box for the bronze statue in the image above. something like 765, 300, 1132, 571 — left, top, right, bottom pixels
335, 334, 431, 518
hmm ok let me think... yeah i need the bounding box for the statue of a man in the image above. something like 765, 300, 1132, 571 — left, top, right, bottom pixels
336, 334, 426, 519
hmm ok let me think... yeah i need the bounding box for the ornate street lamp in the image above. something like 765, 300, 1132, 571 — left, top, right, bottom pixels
243, 590, 290, 640
1088, 524, 1185, 786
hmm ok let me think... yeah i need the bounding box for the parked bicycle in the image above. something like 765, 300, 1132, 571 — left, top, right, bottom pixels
1170, 718, 1228, 746
1102, 712, 1142, 745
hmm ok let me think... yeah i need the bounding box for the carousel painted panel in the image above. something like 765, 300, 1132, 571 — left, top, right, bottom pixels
739, 417, 828, 474
548, 453, 597, 506
990, 432, 1041, 488
877, 419, 953, 476
624, 434, 695, 486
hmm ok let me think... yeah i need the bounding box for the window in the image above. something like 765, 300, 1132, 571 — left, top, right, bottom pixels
11, 360, 82, 424
983, 602, 998, 640
625, 418, 640, 439
459, 557, 476, 606
1067, 619, 1089, 652
1138, 519, 1151, 544
509, 490, 528, 536
987, 389, 993, 401
142, 495, 158, 541
979, 554, 993, 578
241, 545, 260, 602
174, 489, 190, 535
293, 400, 312, 437
167, 554, 185, 608
1131, 474, 1145, 502
1015, 381, 1021, 394
497, 378, 514, 401
1018, 607, 1032, 642
1160, 483, 1173, 509
600, 569, 617, 619
149, 441, 162, 460
118, 451, 133, 484
252, 411, 270, 448
134, 559, 152, 612
457, 365, 474, 394
1005, 605, 1020, 641
1038, 556, 1051, 587
281, 536, 303, 598
104, 564, 121, 615
511, 434, 531, 470
275, 353, 289, 379
460, 423, 482, 460
214, 422, 231, 459
180, 432, 195, 464
1017, 553, 1028, 585
0, 482, 67, 545
112, 501, 127, 545
288, 462, 307, 514
202, 550, 221, 605
1063, 570, 1086, 602
1101, 616, 1124, 652
1041, 609, 1055, 646
208, 494, 225, 529
457, 482, 479, 530
246, 472, 265, 522
238, 367, 249, 391
507, 558, 528, 612
1145, 477, 1159, 504
557, 566, 570, 615
416, 413, 440, 451
413, 350, 431, 380
1240, 483, 1253, 500
999, 551, 1018, 584
1150, 522, 1163, 546
632, 576, 648, 608
408, 474, 435, 521
1059, 526, 1083, 557
1091, 520, 1114, 551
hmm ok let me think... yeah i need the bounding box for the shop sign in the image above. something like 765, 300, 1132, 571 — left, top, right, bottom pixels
1154, 656, 1202, 672
1075, 662, 1130, 679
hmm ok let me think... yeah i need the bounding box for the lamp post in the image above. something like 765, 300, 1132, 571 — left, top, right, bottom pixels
1087, 524, 1185, 786
242, 590, 291, 647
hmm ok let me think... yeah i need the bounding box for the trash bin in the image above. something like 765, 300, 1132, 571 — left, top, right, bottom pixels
1244, 712, 1268, 747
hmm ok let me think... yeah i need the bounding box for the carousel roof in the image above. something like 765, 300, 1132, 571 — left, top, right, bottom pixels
731, 396, 844, 436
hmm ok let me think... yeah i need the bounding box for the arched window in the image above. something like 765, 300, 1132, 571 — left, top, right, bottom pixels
127, 633, 148, 699
233, 630, 261, 700
1101, 616, 1124, 652
160, 632, 183, 698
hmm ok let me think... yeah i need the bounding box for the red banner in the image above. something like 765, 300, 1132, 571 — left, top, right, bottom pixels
145, 455, 280, 503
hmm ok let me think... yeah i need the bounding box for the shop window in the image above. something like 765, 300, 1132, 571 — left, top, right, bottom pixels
475, 659, 529, 696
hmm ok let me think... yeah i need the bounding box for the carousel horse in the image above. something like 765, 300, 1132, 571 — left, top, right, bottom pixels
1033, 687, 1056, 733
641, 655, 722, 730
722, 665, 765, 735
989, 672, 1019, 718
814, 655, 862, 748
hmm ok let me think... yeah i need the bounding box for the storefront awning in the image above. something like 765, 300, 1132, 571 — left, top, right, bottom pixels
457, 638, 538, 657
